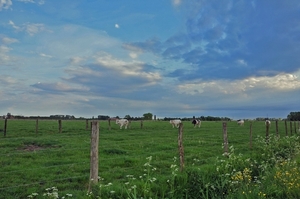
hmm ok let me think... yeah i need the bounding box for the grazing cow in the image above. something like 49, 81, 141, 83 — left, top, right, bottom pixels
192, 119, 201, 128
116, 118, 129, 129
237, 119, 244, 126
170, 119, 181, 128
265, 120, 271, 127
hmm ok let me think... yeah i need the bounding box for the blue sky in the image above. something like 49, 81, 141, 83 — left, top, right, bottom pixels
1, 0, 300, 119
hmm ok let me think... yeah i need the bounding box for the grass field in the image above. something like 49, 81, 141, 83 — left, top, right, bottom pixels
0, 119, 299, 199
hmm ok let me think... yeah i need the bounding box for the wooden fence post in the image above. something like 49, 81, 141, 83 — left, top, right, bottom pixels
290, 121, 293, 136
35, 119, 39, 134
108, 119, 111, 130
58, 120, 62, 133
249, 122, 252, 149
276, 120, 279, 138
223, 122, 228, 155
178, 123, 184, 172
89, 121, 99, 191
141, 120, 143, 129
86, 119, 89, 130
4, 118, 7, 137
294, 121, 297, 134
266, 121, 270, 142
285, 120, 288, 136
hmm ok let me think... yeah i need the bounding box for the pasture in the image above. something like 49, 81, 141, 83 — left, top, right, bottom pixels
0, 119, 299, 198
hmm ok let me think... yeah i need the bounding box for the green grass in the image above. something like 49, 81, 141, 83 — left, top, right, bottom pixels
0, 119, 298, 198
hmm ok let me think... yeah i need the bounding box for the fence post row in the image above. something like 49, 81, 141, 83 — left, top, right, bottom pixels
178, 123, 184, 172
89, 121, 99, 191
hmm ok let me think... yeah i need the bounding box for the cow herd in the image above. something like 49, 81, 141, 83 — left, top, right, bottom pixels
115, 118, 202, 129
115, 118, 273, 129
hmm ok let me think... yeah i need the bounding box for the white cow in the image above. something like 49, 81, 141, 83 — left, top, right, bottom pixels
237, 119, 244, 126
170, 119, 181, 128
265, 120, 271, 126
116, 119, 129, 129
192, 119, 201, 128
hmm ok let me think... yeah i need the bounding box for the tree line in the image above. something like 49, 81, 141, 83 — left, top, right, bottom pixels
287, 112, 300, 121
163, 116, 231, 121
3, 111, 300, 121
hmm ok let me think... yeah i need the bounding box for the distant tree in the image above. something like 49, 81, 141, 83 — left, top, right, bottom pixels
163, 115, 231, 121
143, 113, 153, 120
98, 115, 110, 120
287, 112, 300, 121
124, 115, 131, 119
6, 113, 12, 119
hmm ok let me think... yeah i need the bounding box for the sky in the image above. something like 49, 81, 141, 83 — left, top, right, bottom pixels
0, 0, 300, 119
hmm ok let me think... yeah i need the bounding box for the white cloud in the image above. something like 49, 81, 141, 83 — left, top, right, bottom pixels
115, 24, 120, 28
33, 82, 89, 92
1, 36, 18, 44
236, 59, 247, 66
0, 75, 17, 84
39, 53, 52, 58
18, 0, 34, 3
17, 0, 45, 5
0, 38, 19, 65
25, 23, 46, 36
178, 73, 300, 95
37, 0, 44, 5
69, 56, 85, 65
8, 20, 20, 30
0, 0, 12, 10
65, 66, 103, 78
172, 0, 182, 6
0, 45, 12, 63
8, 20, 46, 36
94, 52, 161, 83
0, 45, 11, 53
122, 43, 145, 59
129, 52, 138, 59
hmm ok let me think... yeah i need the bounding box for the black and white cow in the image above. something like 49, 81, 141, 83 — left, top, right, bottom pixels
237, 119, 244, 126
192, 119, 201, 128
265, 120, 271, 127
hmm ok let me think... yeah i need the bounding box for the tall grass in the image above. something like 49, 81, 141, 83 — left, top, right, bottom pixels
0, 119, 299, 198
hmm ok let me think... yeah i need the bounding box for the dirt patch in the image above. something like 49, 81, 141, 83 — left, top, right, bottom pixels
20, 144, 46, 152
